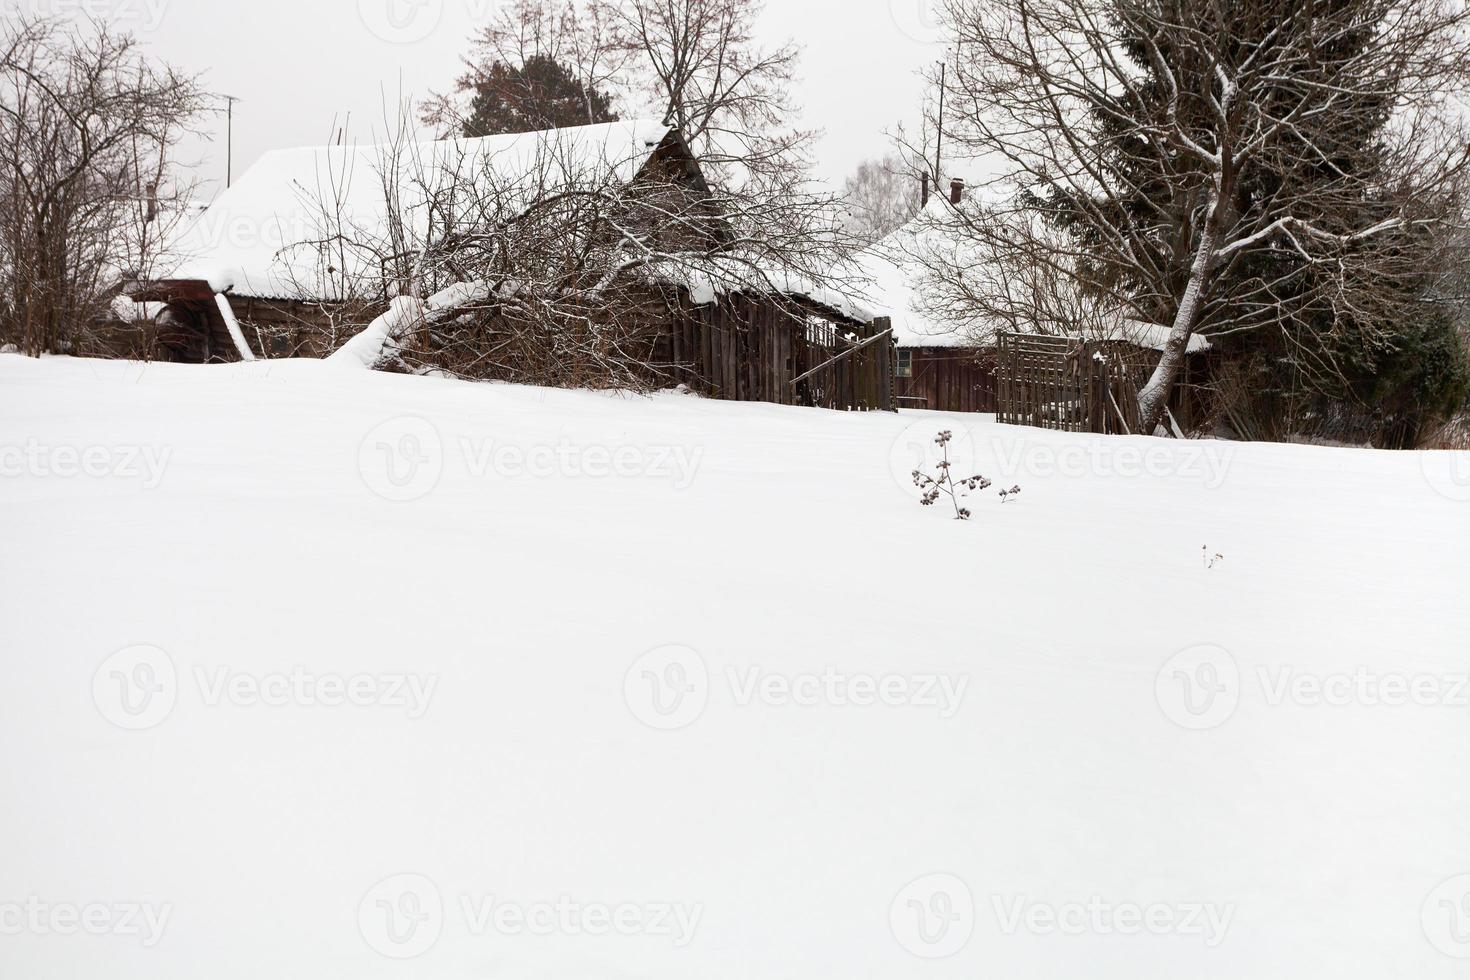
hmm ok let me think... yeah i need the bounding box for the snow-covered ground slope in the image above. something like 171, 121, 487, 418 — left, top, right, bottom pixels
3, 353, 1470, 979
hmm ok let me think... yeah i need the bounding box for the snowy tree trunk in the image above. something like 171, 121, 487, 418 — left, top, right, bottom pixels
1137, 208, 1219, 434
327, 296, 424, 369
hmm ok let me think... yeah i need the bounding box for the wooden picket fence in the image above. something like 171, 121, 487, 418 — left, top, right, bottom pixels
994, 332, 1144, 434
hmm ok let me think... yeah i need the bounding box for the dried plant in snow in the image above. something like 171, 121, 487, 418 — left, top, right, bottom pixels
912, 430, 993, 520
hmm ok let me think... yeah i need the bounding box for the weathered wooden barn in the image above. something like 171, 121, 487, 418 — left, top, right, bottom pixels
129, 120, 894, 411
895, 335, 997, 413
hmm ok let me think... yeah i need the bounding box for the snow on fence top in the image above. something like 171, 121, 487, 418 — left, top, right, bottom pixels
157, 119, 674, 302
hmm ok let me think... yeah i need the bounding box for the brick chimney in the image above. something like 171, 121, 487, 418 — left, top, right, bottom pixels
950, 178, 965, 205
921, 173, 930, 207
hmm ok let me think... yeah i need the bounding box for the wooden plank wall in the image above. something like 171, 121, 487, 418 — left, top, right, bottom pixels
150, 285, 897, 413
897, 349, 997, 412
674, 295, 893, 412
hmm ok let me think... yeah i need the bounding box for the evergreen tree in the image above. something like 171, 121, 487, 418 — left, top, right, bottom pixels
462, 54, 617, 137
1053, 0, 1468, 443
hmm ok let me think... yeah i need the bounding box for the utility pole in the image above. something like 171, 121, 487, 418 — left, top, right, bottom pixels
224, 95, 239, 189
934, 60, 946, 188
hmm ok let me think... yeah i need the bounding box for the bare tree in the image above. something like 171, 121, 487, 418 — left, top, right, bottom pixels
843, 153, 922, 244
927, 0, 1470, 433
0, 16, 208, 356
284, 108, 863, 388
611, 0, 814, 195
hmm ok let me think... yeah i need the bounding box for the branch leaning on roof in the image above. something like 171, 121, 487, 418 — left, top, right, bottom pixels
301, 115, 860, 386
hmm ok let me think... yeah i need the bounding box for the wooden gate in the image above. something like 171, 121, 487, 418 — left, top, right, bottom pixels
994, 332, 1142, 434
668, 294, 894, 411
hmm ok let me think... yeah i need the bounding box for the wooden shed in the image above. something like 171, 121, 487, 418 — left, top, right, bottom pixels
128, 120, 893, 411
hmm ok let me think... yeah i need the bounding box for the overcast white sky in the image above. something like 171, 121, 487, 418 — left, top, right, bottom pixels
31, 0, 947, 201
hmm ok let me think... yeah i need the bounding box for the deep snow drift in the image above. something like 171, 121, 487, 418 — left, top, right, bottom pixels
2, 353, 1469, 979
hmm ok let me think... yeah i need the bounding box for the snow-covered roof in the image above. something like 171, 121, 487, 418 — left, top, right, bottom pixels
642, 257, 877, 326
853, 199, 969, 348
856, 197, 1210, 354
157, 120, 675, 301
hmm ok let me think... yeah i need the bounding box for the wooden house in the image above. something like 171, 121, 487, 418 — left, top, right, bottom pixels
128, 120, 894, 412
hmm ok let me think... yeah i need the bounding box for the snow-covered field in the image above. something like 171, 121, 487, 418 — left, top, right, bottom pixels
3, 352, 1469, 979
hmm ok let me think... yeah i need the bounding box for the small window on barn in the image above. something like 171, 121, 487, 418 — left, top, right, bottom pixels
897, 349, 913, 378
